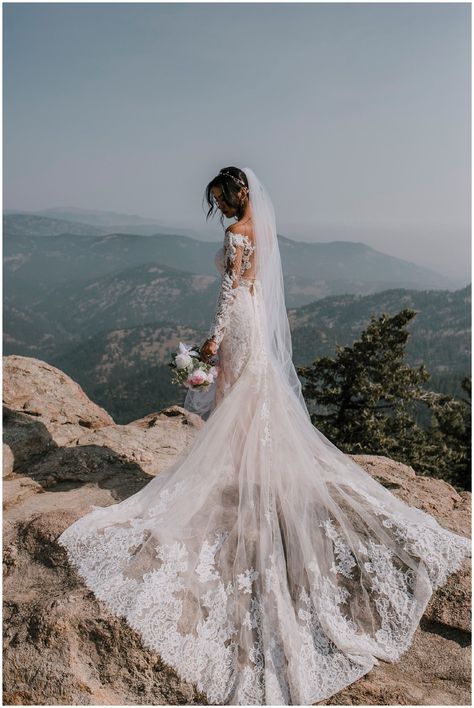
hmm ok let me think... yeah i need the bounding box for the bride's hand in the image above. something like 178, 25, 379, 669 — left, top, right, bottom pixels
200, 338, 218, 363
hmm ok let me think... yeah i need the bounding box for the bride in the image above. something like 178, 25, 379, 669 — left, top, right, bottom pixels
58, 166, 471, 705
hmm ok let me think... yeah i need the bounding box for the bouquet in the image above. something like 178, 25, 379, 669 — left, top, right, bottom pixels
168, 342, 219, 390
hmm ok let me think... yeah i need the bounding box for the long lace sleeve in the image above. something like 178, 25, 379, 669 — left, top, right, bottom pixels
207, 231, 246, 347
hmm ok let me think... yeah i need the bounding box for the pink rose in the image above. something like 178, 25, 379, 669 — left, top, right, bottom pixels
188, 370, 208, 386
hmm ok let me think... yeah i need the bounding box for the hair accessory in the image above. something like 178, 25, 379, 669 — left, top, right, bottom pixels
219, 170, 247, 190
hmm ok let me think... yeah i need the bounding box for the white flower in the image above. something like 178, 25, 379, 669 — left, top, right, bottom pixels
175, 342, 198, 369
174, 354, 192, 369
175, 352, 192, 369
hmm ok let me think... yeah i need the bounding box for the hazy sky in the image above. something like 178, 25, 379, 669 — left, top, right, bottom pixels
4, 2, 471, 280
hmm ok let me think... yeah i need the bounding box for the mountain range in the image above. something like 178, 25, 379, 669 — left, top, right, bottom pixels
4, 210, 470, 423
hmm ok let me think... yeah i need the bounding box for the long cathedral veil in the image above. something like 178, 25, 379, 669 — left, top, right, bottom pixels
241, 166, 310, 416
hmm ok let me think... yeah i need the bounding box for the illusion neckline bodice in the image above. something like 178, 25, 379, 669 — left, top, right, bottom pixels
215, 231, 257, 283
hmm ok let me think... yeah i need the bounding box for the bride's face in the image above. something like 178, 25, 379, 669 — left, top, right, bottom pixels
211, 186, 240, 218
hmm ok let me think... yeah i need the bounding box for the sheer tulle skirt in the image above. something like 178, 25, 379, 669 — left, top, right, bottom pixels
57, 279, 471, 705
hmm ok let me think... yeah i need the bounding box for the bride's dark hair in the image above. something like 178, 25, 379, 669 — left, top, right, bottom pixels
203, 166, 249, 227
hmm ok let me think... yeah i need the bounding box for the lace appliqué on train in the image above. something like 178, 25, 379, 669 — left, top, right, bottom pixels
58, 475, 471, 706
315, 502, 471, 666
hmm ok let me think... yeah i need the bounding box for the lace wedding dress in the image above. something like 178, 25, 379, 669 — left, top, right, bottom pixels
58, 208, 471, 705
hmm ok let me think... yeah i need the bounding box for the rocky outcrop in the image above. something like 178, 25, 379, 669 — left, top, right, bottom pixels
3, 355, 471, 705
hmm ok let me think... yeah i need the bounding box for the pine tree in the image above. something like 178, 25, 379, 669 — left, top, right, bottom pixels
422, 376, 471, 490
297, 309, 471, 491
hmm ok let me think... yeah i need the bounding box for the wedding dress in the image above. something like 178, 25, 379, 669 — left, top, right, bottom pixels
57, 167, 471, 706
